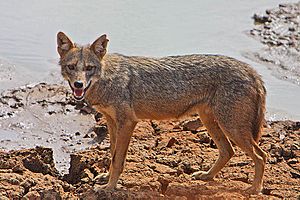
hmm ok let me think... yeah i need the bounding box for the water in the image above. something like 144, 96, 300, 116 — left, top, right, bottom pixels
0, 0, 299, 120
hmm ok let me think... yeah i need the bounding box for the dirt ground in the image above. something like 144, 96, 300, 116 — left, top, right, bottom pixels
0, 82, 299, 199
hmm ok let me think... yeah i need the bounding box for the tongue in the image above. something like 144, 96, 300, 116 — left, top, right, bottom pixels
74, 89, 84, 97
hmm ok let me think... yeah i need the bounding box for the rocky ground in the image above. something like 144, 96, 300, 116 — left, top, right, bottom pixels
0, 82, 299, 199
247, 1, 300, 86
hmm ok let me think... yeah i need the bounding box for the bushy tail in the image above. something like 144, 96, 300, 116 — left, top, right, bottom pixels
252, 84, 266, 143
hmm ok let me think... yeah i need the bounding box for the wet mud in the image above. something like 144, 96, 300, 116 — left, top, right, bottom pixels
247, 2, 300, 85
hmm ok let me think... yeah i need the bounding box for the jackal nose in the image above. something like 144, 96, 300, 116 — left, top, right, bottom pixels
74, 81, 83, 89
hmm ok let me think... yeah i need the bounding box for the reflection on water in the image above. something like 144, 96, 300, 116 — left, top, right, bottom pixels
0, 0, 299, 120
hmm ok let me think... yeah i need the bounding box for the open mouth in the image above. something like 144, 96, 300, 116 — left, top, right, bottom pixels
68, 81, 92, 101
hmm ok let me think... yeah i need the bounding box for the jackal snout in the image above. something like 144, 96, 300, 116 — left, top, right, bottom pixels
68, 79, 92, 101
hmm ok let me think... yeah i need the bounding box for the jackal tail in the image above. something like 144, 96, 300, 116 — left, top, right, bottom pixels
253, 84, 266, 143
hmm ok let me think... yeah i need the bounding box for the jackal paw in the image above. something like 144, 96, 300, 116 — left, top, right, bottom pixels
245, 185, 262, 195
94, 172, 110, 184
192, 171, 214, 181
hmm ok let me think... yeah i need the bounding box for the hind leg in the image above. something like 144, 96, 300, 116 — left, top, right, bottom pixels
193, 110, 234, 180
220, 127, 266, 194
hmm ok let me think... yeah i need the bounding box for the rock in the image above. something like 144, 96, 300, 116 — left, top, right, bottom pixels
178, 161, 199, 174
182, 119, 202, 132
197, 132, 211, 144
75, 132, 80, 136
80, 105, 94, 115
282, 148, 293, 159
157, 175, 172, 194
93, 125, 107, 138
269, 144, 282, 157
12, 164, 25, 174
40, 189, 61, 200
287, 158, 298, 165
9, 178, 20, 185
166, 137, 178, 148
268, 156, 278, 164
153, 163, 177, 175
253, 13, 271, 24
22, 191, 41, 200
290, 171, 300, 179
81, 168, 94, 181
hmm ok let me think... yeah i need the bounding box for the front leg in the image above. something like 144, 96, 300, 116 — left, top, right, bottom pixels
103, 118, 137, 190
106, 115, 117, 158
94, 115, 117, 183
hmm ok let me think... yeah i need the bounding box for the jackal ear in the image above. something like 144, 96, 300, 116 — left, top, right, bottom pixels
57, 32, 74, 57
90, 34, 109, 59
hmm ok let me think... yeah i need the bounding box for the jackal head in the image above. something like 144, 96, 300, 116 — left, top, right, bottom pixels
57, 32, 109, 101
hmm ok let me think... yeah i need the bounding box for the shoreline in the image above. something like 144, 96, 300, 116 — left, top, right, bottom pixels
248, 2, 300, 86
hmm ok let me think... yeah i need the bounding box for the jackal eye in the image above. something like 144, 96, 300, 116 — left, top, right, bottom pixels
66, 65, 75, 71
86, 65, 95, 71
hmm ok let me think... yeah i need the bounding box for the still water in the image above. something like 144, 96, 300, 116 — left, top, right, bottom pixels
0, 0, 299, 120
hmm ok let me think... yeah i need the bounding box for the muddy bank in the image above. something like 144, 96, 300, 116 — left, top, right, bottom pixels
247, 2, 300, 85
0, 83, 299, 199
0, 83, 105, 174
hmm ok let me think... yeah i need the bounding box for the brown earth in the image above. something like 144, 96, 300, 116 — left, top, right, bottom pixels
0, 83, 299, 199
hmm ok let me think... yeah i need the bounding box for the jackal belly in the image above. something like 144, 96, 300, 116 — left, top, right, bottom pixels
133, 102, 201, 120
132, 91, 208, 120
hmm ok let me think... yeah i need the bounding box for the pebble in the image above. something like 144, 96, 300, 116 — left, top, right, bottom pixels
182, 119, 202, 132
166, 137, 178, 148
75, 132, 80, 136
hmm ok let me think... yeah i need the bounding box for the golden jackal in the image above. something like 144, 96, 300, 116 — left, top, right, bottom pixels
57, 32, 267, 194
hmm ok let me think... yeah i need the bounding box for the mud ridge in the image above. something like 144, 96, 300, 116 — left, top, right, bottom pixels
247, 2, 300, 85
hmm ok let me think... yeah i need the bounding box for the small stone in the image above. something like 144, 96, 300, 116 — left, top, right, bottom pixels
40, 189, 61, 200
166, 137, 178, 148
197, 132, 211, 144
282, 148, 293, 159
82, 169, 94, 180
253, 13, 270, 24
75, 132, 80, 136
93, 125, 108, 137
290, 171, 300, 179
22, 191, 41, 200
287, 158, 298, 165
157, 175, 171, 194
9, 178, 20, 185
12, 164, 25, 174
182, 119, 202, 132
268, 157, 277, 164
80, 105, 94, 114
288, 27, 296, 32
